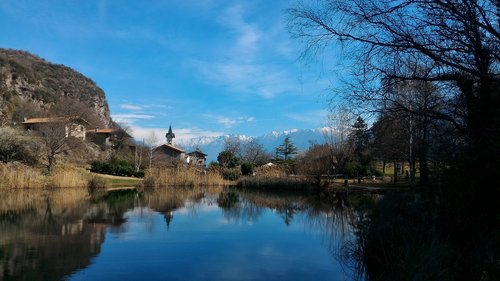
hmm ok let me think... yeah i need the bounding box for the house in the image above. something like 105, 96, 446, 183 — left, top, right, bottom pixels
152, 125, 208, 168
153, 143, 186, 163
22, 116, 90, 140
187, 148, 207, 167
86, 128, 132, 148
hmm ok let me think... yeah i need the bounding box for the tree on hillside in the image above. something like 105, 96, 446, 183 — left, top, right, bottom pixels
36, 121, 83, 175
275, 136, 298, 162
49, 97, 103, 128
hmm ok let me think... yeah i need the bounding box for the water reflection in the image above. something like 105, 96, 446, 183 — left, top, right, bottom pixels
0, 187, 375, 281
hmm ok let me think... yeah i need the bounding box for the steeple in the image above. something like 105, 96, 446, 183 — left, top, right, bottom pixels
165, 125, 175, 144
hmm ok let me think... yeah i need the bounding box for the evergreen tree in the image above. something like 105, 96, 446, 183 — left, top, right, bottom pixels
275, 136, 298, 161
351, 116, 370, 154
349, 116, 372, 177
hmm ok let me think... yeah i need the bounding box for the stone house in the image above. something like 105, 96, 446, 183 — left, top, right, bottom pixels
22, 116, 90, 140
86, 128, 132, 148
186, 148, 207, 167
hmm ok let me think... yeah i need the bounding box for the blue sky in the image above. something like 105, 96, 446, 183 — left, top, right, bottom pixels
0, 0, 339, 143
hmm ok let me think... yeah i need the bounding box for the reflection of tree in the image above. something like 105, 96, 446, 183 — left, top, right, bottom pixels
141, 186, 223, 230
0, 188, 141, 281
276, 201, 300, 226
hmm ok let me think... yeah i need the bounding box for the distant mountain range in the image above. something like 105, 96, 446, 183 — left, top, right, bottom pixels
180, 128, 330, 163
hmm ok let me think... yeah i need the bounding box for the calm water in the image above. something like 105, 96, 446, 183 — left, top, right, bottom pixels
0, 187, 370, 281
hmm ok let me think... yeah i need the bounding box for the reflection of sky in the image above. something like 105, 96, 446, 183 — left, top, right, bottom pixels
69, 201, 351, 281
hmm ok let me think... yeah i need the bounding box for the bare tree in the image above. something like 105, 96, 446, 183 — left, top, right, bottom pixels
36, 120, 83, 175
240, 139, 270, 166
324, 106, 355, 175
223, 136, 242, 157
145, 131, 159, 170
298, 143, 334, 185
50, 97, 103, 128
288, 0, 500, 187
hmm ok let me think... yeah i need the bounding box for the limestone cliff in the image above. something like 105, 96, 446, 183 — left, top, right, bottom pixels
0, 49, 112, 127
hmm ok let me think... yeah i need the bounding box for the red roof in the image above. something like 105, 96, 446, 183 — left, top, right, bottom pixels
22, 116, 90, 125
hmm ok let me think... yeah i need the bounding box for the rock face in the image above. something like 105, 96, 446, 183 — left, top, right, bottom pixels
0, 49, 112, 127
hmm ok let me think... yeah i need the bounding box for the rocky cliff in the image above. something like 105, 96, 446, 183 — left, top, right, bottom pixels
0, 49, 112, 127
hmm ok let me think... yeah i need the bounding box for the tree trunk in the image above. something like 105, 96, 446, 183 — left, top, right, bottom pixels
47, 155, 54, 176
419, 140, 429, 188
393, 160, 398, 184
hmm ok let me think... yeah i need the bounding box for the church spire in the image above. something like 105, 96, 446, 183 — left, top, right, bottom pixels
166, 125, 175, 145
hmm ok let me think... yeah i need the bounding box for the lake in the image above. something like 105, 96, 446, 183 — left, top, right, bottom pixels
0, 187, 373, 281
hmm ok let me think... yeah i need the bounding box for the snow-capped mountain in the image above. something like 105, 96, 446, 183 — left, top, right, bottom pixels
180, 128, 330, 163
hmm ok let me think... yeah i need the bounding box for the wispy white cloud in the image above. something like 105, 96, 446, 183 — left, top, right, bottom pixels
190, 2, 300, 99
120, 103, 143, 111
193, 61, 295, 98
219, 3, 261, 60
285, 110, 328, 126
112, 114, 155, 124
204, 114, 256, 128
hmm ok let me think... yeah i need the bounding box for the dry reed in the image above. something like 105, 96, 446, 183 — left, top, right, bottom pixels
0, 163, 44, 188
48, 166, 88, 188
142, 167, 227, 187
0, 163, 89, 189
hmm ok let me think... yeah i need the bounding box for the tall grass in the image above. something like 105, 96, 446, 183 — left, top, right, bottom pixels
48, 166, 88, 188
0, 163, 89, 188
0, 163, 44, 188
141, 167, 227, 187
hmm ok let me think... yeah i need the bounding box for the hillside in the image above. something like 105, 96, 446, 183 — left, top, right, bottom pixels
0, 49, 112, 127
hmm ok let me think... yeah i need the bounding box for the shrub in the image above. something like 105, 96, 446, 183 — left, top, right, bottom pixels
91, 160, 143, 177
241, 163, 254, 176
221, 168, 240, 181
0, 127, 38, 164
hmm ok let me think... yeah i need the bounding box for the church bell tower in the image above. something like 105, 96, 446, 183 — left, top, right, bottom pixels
166, 125, 175, 145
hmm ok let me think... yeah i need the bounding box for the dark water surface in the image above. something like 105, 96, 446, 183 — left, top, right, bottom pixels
0, 187, 371, 281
